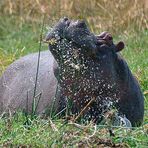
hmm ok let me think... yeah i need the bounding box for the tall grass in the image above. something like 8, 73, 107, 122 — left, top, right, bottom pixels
0, 0, 147, 33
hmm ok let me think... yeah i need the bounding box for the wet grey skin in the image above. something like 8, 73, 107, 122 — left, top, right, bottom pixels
45, 17, 144, 126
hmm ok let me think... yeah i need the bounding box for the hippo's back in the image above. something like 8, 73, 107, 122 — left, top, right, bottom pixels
0, 50, 58, 114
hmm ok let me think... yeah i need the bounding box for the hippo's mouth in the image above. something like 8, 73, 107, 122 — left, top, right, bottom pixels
44, 17, 75, 44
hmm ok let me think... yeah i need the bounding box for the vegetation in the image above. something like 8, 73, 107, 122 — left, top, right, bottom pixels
0, 0, 147, 147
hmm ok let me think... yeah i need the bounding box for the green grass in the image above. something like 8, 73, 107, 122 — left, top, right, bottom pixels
0, 16, 148, 147
0, 112, 147, 147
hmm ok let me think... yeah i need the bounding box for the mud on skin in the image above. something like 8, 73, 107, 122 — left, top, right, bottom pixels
45, 17, 144, 126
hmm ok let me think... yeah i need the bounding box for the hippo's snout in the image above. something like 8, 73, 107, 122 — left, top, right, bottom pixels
44, 28, 61, 44
44, 17, 71, 44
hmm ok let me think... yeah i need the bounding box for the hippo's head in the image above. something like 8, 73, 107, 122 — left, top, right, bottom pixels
45, 17, 99, 58
45, 17, 124, 59
45, 18, 124, 79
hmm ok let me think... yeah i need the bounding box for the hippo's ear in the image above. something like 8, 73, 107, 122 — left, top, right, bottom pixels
115, 41, 125, 52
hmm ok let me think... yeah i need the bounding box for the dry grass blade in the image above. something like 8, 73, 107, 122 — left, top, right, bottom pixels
144, 90, 148, 95
68, 122, 93, 130
49, 119, 59, 132
84, 124, 97, 140
73, 97, 95, 122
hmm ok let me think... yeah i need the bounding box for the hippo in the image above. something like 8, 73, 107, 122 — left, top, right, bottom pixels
0, 17, 144, 126
0, 51, 59, 114
45, 17, 144, 126
0, 28, 111, 115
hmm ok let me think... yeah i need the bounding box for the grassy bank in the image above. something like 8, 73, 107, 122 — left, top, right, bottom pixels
0, 112, 147, 147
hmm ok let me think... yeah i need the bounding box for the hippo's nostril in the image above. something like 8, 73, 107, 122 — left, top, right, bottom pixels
63, 17, 69, 21
77, 20, 86, 28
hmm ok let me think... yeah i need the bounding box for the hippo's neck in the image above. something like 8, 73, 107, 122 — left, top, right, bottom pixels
57, 51, 119, 107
